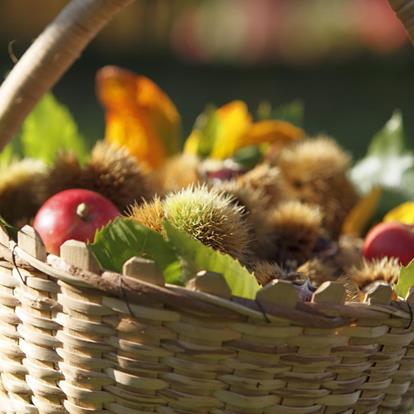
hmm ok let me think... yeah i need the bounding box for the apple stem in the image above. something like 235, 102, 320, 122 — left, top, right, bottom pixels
76, 203, 89, 220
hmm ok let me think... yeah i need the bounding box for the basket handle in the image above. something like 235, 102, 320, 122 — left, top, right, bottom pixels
0, 0, 134, 151
0, 0, 412, 152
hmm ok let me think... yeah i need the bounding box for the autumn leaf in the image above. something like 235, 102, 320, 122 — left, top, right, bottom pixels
209, 101, 252, 159
185, 100, 303, 160
384, 202, 414, 225
240, 119, 304, 150
96, 66, 181, 169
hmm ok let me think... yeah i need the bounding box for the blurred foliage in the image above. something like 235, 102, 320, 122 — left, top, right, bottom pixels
0, 0, 407, 64
0, 0, 413, 159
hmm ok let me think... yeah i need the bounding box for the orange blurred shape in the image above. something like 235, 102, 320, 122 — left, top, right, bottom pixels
245, 119, 305, 147
96, 66, 181, 169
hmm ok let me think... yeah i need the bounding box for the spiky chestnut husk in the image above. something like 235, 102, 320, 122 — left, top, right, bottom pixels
335, 257, 399, 303
236, 163, 288, 209
216, 180, 271, 255
331, 235, 364, 275
41, 151, 83, 201
155, 154, 201, 194
253, 261, 286, 286
0, 159, 48, 227
278, 136, 351, 179
265, 201, 323, 266
276, 136, 359, 238
336, 274, 362, 302
163, 185, 251, 261
297, 258, 338, 288
81, 142, 153, 211
349, 257, 400, 291
43, 143, 152, 211
253, 260, 306, 286
127, 197, 165, 234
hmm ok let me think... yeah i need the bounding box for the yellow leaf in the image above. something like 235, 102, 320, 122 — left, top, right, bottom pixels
210, 101, 252, 159
185, 100, 304, 160
96, 66, 180, 169
342, 187, 382, 237
209, 102, 303, 159
183, 130, 201, 156
384, 202, 414, 225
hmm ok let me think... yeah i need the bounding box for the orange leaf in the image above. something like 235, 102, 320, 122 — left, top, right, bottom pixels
105, 112, 166, 170
96, 66, 180, 169
244, 120, 304, 148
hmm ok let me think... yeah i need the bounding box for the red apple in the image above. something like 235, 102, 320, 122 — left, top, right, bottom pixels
363, 221, 414, 265
33, 189, 120, 255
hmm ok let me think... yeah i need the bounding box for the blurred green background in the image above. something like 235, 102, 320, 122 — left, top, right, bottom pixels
1, 0, 414, 160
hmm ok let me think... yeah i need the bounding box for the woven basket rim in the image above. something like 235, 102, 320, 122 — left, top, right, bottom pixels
3, 232, 413, 330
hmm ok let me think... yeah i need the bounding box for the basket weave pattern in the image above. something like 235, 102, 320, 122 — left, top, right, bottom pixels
0, 226, 414, 413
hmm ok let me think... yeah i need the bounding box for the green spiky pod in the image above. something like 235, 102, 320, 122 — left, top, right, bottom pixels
163, 185, 251, 261
276, 136, 359, 238
0, 159, 48, 227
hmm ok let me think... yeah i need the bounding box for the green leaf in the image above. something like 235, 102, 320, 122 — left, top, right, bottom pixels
272, 100, 304, 127
0, 130, 25, 169
257, 100, 304, 127
0, 144, 17, 169
395, 259, 413, 298
367, 111, 405, 155
232, 145, 263, 170
20, 93, 87, 165
89, 218, 182, 283
163, 221, 260, 299
350, 111, 414, 195
0, 216, 18, 240
256, 101, 272, 120
193, 104, 221, 158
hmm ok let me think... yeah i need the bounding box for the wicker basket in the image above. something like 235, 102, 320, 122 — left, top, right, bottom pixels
1, 1, 414, 413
